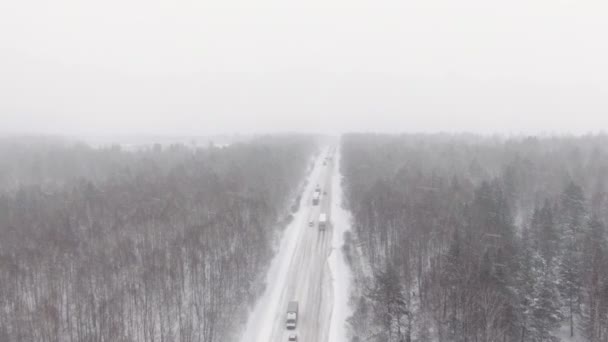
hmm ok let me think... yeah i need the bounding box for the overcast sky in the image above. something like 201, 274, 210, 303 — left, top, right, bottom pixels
1, 0, 607, 136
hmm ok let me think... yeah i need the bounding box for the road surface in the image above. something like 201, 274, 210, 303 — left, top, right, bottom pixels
240, 146, 340, 342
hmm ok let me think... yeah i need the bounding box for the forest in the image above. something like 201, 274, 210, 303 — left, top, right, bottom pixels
0, 135, 316, 342
341, 134, 608, 342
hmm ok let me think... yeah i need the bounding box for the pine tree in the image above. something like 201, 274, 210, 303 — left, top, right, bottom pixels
515, 227, 537, 342
441, 228, 466, 340
530, 253, 563, 342
558, 182, 587, 338
579, 216, 607, 341
369, 264, 409, 342
531, 199, 559, 266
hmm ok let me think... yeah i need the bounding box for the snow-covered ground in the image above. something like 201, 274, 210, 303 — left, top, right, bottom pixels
328, 146, 354, 342
555, 323, 585, 342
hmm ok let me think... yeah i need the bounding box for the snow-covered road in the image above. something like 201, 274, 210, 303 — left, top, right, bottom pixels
240, 144, 352, 342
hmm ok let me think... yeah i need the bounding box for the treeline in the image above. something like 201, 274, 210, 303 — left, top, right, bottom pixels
0, 136, 200, 191
341, 134, 608, 342
0, 135, 316, 341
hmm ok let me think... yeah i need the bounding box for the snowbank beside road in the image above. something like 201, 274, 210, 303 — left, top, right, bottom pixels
328, 147, 353, 342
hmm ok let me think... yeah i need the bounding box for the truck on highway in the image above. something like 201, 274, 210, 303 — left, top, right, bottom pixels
286, 301, 299, 329
312, 189, 321, 205
319, 213, 327, 230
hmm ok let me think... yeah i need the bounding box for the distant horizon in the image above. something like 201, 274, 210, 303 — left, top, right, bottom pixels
2, 129, 608, 139
3, 0, 607, 137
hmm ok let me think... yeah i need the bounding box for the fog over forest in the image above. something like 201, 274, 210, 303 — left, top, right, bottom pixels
1, 133, 608, 342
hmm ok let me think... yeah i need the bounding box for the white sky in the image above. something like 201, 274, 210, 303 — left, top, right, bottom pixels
1, 0, 607, 135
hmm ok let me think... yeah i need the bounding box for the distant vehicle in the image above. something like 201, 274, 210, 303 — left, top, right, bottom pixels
319, 213, 327, 230
308, 219, 314, 227
312, 189, 321, 205
288, 334, 298, 341
286, 301, 299, 329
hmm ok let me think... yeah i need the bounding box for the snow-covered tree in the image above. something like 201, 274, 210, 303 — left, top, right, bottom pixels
558, 182, 587, 338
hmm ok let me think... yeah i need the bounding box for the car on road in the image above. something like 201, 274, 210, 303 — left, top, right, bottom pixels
308, 219, 314, 227
288, 333, 297, 341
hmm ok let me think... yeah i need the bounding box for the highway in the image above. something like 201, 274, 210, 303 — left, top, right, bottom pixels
240, 146, 338, 342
